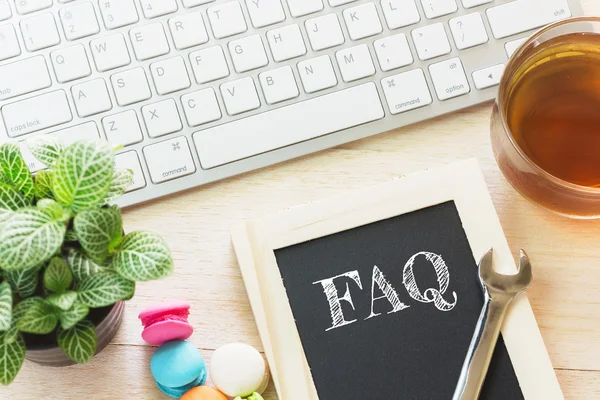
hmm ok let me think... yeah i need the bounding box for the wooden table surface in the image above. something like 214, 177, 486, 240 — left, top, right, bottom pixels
3, 1, 600, 399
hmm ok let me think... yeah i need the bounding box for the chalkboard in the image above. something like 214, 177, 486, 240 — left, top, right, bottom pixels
232, 160, 563, 400
275, 201, 523, 400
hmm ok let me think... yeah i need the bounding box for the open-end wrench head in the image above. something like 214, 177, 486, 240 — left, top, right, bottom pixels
478, 248, 533, 295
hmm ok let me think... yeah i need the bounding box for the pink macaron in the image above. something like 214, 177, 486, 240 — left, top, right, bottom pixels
139, 301, 194, 345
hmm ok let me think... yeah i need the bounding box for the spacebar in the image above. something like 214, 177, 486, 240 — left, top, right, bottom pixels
193, 83, 385, 169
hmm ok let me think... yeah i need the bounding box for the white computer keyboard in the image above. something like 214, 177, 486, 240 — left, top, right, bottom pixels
0, 0, 582, 207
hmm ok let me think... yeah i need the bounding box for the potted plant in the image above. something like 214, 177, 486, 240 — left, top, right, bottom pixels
0, 138, 173, 385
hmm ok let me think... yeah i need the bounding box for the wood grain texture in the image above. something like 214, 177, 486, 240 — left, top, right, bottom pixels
2, 1, 599, 398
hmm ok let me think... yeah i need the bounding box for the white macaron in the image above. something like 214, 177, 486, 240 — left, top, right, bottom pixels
210, 343, 270, 397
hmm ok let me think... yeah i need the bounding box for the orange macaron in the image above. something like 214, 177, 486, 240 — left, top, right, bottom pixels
180, 386, 227, 400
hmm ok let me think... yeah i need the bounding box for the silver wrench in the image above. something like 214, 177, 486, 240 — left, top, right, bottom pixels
453, 248, 533, 400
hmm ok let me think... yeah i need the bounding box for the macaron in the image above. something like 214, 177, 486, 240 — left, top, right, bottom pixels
210, 343, 270, 397
139, 300, 193, 345
180, 386, 227, 400
151, 340, 207, 398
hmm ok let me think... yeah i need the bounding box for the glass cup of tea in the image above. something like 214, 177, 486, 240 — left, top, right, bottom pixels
491, 17, 600, 219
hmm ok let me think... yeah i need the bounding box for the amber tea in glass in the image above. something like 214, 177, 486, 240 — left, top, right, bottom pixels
491, 18, 600, 218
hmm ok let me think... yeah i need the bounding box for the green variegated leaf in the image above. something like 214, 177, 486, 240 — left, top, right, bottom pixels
113, 231, 173, 282
3, 264, 42, 298
3, 326, 19, 345
64, 230, 78, 242
67, 250, 107, 282
48, 291, 77, 311
0, 143, 34, 202
37, 199, 66, 221
34, 170, 54, 200
0, 282, 12, 331
16, 300, 58, 334
78, 271, 134, 308
0, 332, 25, 385
0, 184, 28, 224
103, 169, 133, 205
4, 297, 43, 344
44, 257, 73, 293
27, 135, 64, 168
53, 141, 114, 212
73, 207, 122, 263
0, 171, 11, 186
58, 320, 97, 364
0, 209, 66, 271
59, 302, 89, 330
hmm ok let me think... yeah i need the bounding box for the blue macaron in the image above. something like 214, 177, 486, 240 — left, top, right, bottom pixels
151, 341, 207, 398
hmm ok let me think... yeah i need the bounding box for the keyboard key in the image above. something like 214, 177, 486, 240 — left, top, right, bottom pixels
487, 0, 570, 40
60, 2, 101, 41
382, 69, 432, 114
429, 57, 470, 100
381, 0, 420, 29
182, 0, 215, 7
306, 14, 345, 51
193, 83, 384, 169
189, 46, 230, 84
259, 66, 299, 104
51, 122, 100, 145
246, 0, 285, 28
336, 44, 375, 83
374, 33, 413, 72
0, 56, 51, 100
412, 23, 451, 61
0, 24, 21, 61
461, 0, 492, 7
207, 1, 247, 39
130, 22, 170, 61
20, 142, 46, 172
20, 124, 99, 170
15, 0, 52, 15
181, 88, 222, 127
103, 110, 144, 147
298, 55, 337, 93
0, 1, 11, 21
221, 77, 261, 115
421, 0, 458, 19
20, 13, 60, 52
143, 137, 196, 183
51, 44, 92, 83
3, 90, 72, 137
98, 0, 139, 30
142, 99, 183, 138
449, 12, 488, 50
91, 33, 131, 72
287, 0, 323, 17
330, 0, 356, 5
151, 57, 191, 95
267, 24, 307, 62
472, 64, 505, 90
111, 67, 152, 106
505, 37, 528, 58
343, 3, 382, 41
115, 151, 146, 192
72, 79, 112, 117
228, 35, 269, 73
168, 12, 209, 50
140, 0, 178, 19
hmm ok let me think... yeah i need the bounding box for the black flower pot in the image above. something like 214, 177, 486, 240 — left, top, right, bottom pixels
24, 301, 125, 367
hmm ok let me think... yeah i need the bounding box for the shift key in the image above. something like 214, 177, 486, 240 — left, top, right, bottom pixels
3, 90, 73, 137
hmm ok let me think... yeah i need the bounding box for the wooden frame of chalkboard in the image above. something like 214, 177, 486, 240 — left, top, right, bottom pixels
231, 159, 562, 400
